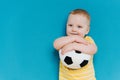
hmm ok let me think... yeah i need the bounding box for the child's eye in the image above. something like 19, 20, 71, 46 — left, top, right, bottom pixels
68, 24, 73, 27
77, 26, 82, 28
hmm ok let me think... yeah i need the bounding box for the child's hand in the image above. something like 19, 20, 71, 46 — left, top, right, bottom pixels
71, 35, 89, 45
61, 43, 75, 55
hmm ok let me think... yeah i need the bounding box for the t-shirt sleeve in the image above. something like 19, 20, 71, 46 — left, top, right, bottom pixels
85, 36, 95, 44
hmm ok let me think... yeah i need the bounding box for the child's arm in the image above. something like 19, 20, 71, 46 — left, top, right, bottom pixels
53, 36, 75, 50
73, 42, 97, 55
61, 36, 97, 55
74, 36, 97, 55
61, 42, 76, 54
61, 42, 97, 55
53, 35, 88, 50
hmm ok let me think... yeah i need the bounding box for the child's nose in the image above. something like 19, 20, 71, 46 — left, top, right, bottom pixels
72, 27, 77, 31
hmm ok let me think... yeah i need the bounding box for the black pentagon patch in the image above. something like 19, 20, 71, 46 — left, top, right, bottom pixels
64, 56, 73, 65
80, 60, 88, 67
75, 50, 82, 54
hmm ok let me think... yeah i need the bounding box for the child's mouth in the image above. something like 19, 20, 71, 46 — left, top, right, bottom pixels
71, 33, 78, 35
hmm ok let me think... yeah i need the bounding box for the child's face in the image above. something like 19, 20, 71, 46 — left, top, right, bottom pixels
66, 14, 90, 37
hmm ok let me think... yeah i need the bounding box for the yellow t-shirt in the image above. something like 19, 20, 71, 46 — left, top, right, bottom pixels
59, 36, 96, 80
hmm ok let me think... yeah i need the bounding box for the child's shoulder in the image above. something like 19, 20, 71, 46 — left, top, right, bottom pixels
85, 36, 95, 43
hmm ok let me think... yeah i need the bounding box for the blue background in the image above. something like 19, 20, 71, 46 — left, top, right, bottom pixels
0, 0, 120, 80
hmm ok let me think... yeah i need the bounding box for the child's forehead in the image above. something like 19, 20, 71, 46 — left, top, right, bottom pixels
67, 14, 90, 26
68, 14, 89, 22
68, 13, 90, 22
69, 14, 88, 19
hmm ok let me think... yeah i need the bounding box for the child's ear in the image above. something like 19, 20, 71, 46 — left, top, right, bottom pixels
86, 26, 90, 34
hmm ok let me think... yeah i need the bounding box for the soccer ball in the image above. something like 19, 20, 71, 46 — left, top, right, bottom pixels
59, 50, 91, 69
